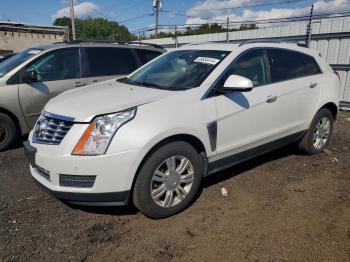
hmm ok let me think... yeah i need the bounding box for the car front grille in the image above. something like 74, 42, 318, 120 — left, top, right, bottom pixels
33, 113, 74, 145
59, 175, 96, 188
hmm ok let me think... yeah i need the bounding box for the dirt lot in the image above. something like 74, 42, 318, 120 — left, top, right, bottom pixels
0, 112, 349, 262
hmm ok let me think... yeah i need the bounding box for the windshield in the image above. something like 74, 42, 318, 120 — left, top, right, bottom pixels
0, 48, 43, 77
122, 49, 230, 91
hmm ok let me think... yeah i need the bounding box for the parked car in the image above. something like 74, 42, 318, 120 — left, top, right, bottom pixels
24, 42, 340, 218
0, 41, 165, 151
0, 53, 16, 63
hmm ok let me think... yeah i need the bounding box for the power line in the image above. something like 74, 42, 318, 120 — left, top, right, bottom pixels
118, 13, 152, 25
165, 0, 310, 14
132, 11, 350, 34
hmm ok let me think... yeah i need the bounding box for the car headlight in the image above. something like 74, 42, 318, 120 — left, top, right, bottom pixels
72, 107, 136, 155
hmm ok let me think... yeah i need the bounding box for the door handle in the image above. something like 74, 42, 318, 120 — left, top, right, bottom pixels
74, 81, 86, 87
266, 95, 277, 103
91, 79, 98, 83
310, 82, 318, 88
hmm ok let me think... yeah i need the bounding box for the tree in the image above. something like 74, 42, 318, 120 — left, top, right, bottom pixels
147, 23, 259, 39
53, 17, 136, 41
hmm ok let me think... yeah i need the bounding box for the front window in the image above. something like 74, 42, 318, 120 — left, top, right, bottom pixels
25, 48, 80, 82
122, 50, 230, 91
0, 48, 43, 77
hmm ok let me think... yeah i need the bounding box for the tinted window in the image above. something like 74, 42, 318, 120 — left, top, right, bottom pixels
299, 54, 321, 76
134, 49, 162, 65
83, 47, 138, 77
268, 49, 306, 82
222, 49, 270, 87
25, 48, 80, 82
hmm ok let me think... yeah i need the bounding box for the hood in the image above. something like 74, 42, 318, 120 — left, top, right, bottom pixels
45, 79, 174, 122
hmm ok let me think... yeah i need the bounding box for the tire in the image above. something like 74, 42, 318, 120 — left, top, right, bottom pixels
298, 108, 334, 155
0, 113, 18, 152
133, 141, 203, 219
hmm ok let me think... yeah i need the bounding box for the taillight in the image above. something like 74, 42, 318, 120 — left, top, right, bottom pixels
333, 70, 340, 80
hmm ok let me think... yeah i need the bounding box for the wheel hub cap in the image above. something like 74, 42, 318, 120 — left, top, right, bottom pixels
151, 155, 194, 208
313, 117, 331, 150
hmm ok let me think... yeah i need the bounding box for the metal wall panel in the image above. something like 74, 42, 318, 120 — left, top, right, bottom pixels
343, 71, 350, 103
338, 71, 348, 101
337, 39, 350, 64
327, 39, 340, 64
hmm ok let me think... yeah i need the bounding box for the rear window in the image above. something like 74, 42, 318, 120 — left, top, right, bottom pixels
134, 49, 163, 65
83, 47, 138, 77
268, 49, 321, 83
299, 53, 321, 76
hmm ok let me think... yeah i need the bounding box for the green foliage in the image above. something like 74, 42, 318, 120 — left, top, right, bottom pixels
53, 17, 136, 41
147, 23, 258, 39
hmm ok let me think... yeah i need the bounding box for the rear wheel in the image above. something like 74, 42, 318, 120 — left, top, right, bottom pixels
133, 141, 203, 218
0, 113, 18, 151
298, 108, 334, 155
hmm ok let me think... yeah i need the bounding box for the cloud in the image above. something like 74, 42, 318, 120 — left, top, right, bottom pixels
185, 0, 350, 25
52, 1, 102, 20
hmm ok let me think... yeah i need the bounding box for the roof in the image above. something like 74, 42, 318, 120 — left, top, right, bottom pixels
31, 41, 165, 52
176, 41, 318, 56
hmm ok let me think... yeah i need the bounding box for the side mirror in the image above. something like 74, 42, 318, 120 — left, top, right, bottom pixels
222, 75, 253, 92
22, 70, 38, 83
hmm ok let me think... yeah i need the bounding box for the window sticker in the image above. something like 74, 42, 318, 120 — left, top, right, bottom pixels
194, 57, 220, 65
28, 50, 41, 55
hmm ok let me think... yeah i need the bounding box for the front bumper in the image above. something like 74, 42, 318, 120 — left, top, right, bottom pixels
23, 140, 139, 206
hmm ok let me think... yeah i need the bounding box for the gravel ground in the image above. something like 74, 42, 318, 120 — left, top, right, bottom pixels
0, 112, 349, 262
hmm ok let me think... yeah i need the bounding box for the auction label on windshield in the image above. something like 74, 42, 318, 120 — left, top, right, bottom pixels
194, 57, 220, 65
28, 50, 41, 55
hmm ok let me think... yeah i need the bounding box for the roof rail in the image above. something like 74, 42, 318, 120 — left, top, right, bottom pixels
239, 39, 309, 48
238, 39, 281, 46
183, 41, 227, 46
62, 40, 164, 49
118, 41, 164, 49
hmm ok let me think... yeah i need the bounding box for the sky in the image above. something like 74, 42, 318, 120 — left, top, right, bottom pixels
1, 0, 349, 34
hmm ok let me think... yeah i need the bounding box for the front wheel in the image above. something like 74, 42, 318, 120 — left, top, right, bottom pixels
298, 108, 334, 155
133, 141, 203, 219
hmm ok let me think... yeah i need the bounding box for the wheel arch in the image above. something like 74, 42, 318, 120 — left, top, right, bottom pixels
319, 102, 338, 119
0, 107, 22, 133
130, 133, 208, 197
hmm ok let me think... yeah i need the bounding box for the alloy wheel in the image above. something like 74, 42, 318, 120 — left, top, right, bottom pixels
312, 116, 331, 150
150, 155, 194, 208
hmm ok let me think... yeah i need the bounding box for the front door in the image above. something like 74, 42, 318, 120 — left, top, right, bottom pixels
213, 49, 282, 159
18, 47, 82, 128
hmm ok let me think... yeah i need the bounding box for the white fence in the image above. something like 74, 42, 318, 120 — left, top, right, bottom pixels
143, 17, 350, 109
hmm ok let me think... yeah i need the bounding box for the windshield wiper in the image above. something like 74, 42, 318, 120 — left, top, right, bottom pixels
126, 80, 166, 90
139, 81, 166, 90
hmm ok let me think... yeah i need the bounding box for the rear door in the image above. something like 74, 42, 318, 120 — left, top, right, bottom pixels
18, 47, 82, 128
81, 47, 139, 85
266, 48, 321, 134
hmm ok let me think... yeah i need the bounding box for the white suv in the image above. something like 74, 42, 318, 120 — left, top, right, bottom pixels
24, 42, 340, 218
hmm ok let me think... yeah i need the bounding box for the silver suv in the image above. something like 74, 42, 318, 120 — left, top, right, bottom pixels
0, 41, 165, 151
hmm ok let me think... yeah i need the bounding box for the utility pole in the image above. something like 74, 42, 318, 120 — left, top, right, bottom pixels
305, 4, 314, 48
174, 25, 178, 48
226, 17, 229, 43
138, 30, 142, 42
153, 0, 162, 38
69, 0, 76, 40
